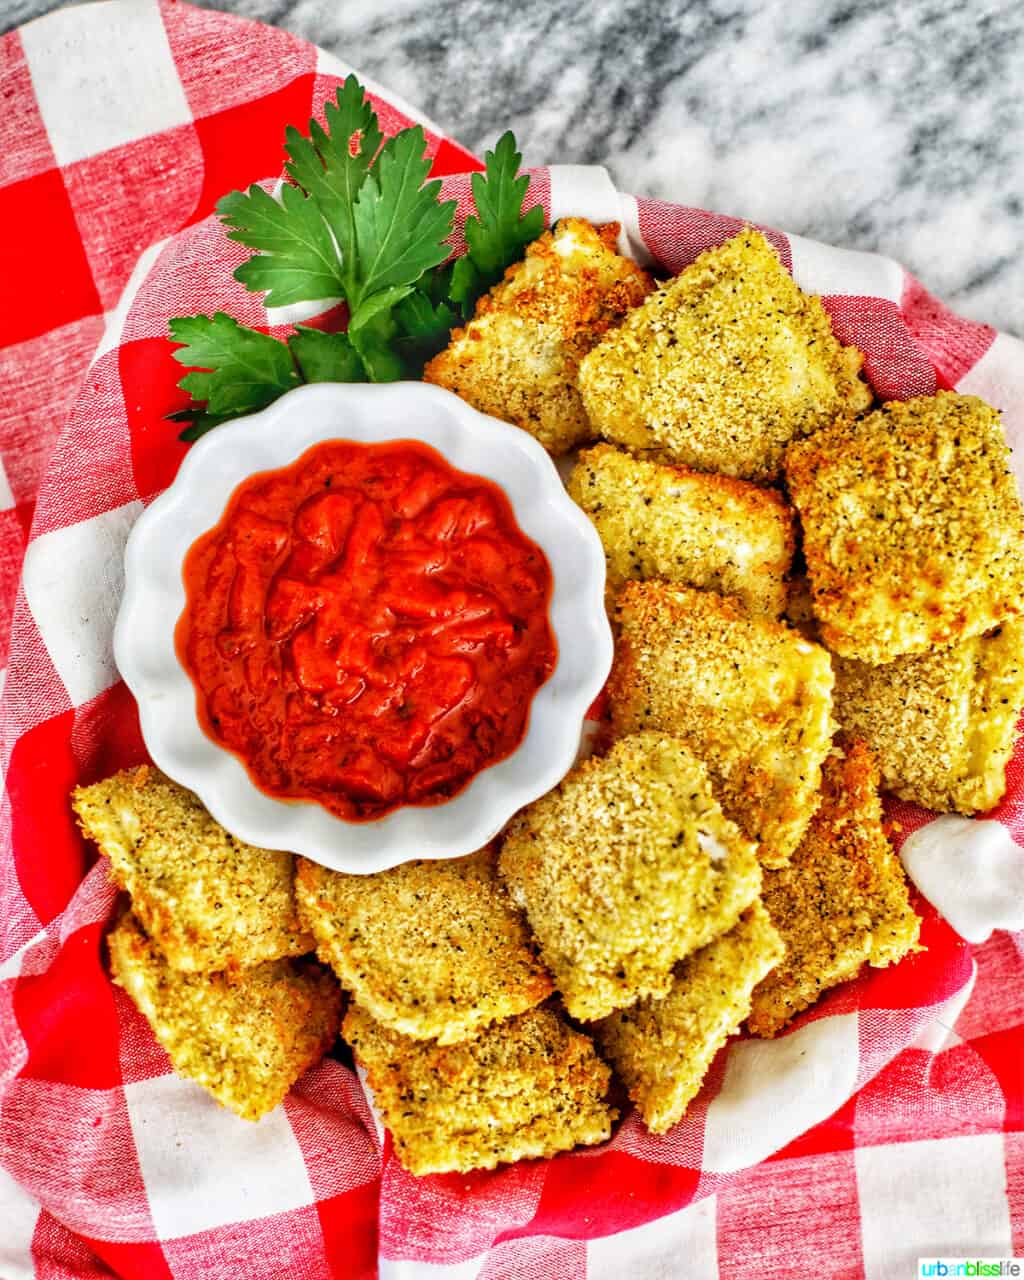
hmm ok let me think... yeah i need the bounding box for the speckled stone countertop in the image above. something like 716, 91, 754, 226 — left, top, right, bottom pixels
7, 0, 1023, 335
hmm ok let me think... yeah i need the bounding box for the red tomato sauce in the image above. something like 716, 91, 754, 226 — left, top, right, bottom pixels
176, 439, 557, 821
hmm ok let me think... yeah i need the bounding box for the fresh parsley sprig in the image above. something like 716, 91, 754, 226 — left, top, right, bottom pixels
450, 132, 546, 313
169, 77, 542, 440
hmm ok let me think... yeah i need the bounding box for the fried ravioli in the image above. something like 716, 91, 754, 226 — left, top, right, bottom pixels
424, 217, 654, 454
73, 766, 312, 972
577, 228, 870, 482
748, 740, 920, 1038
498, 732, 762, 1022
108, 911, 341, 1121
608, 582, 835, 867
594, 902, 783, 1134
833, 623, 1024, 813
785, 392, 1024, 664
294, 847, 553, 1045
344, 1004, 615, 1174
567, 443, 794, 617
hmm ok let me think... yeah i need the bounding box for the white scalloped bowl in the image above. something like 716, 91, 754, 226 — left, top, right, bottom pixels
114, 381, 612, 873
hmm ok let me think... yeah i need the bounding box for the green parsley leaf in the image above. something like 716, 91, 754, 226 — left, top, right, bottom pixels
449, 132, 544, 313
349, 126, 456, 318
348, 309, 406, 383
288, 327, 365, 383
448, 254, 482, 310
393, 290, 459, 366
217, 182, 344, 308
169, 313, 301, 431
283, 76, 382, 294
395, 290, 459, 342
349, 284, 418, 333
420, 260, 457, 306
169, 80, 547, 442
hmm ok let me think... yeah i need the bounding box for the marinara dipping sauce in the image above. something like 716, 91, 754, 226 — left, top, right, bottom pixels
175, 439, 557, 822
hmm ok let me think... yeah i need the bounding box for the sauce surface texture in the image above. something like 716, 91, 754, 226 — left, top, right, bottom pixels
176, 439, 556, 821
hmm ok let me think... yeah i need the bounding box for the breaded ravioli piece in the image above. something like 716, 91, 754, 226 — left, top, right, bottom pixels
608, 582, 835, 867
108, 911, 341, 1121
594, 903, 783, 1133
748, 740, 920, 1038
786, 392, 1024, 664
577, 228, 871, 482
73, 766, 311, 972
294, 847, 552, 1044
567, 443, 795, 617
344, 1004, 614, 1174
424, 217, 654, 454
498, 732, 762, 1022
833, 622, 1024, 813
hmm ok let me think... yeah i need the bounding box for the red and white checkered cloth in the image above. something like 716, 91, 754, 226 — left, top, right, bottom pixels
1, 2, 1023, 1277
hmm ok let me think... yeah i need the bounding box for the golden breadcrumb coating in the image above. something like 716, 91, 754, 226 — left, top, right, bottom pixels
108, 911, 341, 1121
833, 622, 1024, 814
785, 392, 1024, 664
567, 443, 795, 618
608, 582, 835, 868
577, 228, 871, 482
294, 847, 553, 1045
748, 740, 921, 1038
594, 902, 784, 1134
424, 217, 654, 454
344, 1004, 615, 1174
498, 732, 762, 1022
73, 766, 311, 972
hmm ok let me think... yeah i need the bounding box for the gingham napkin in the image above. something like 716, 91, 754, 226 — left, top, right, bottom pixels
1, 3, 1023, 1278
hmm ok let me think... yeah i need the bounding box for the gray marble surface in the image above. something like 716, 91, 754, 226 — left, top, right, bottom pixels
7, 0, 1024, 335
